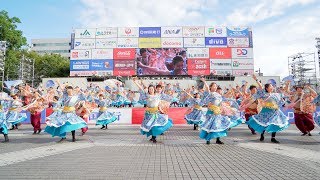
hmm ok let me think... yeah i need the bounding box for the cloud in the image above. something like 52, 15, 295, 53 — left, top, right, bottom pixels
78, 0, 218, 27
226, 0, 317, 25
253, 7, 320, 77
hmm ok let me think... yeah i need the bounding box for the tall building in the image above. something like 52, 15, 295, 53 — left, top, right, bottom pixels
31, 38, 71, 58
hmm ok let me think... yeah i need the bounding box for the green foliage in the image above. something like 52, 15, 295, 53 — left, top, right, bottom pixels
0, 10, 70, 83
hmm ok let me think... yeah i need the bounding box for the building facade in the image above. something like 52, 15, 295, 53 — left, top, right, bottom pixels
31, 38, 71, 58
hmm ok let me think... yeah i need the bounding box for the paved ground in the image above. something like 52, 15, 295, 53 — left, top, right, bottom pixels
0, 124, 319, 180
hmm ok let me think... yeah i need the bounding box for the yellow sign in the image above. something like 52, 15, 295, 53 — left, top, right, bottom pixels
138, 38, 161, 48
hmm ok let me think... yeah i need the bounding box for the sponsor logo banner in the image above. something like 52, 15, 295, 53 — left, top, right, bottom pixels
70, 71, 92, 76
188, 69, 210, 76
114, 60, 136, 70
70, 60, 90, 71
161, 27, 183, 37
183, 26, 205, 37
210, 59, 232, 70
95, 27, 118, 38
70, 50, 91, 60
113, 69, 136, 76
74, 39, 95, 50
90, 60, 114, 71
138, 38, 161, 48
187, 48, 209, 59
209, 48, 232, 59
118, 27, 139, 37
205, 37, 227, 47
227, 27, 249, 37
74, 28, 96, 39
187, 59, 210, 70
161, 38, 183, 48
227, 38, 249, 47
231, 48, 253, 59
113, 48, 136, 60
183, 38, 205, 47
205, 27, 227, 37
117, 38, 139, 48
91, 49, 113, 59
249, 31, 253, 47
69, 71, 113, 77
232, 59, 254, 69
139, 27, 161, 37
210, 69, 232, 75
232, 69, 254, 76
95, 38, 117, 48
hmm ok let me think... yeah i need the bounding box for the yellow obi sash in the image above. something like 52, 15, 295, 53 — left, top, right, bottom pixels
99, 107, 107, 112
263, 102, 278, 110
0, 105, 3, 109
208, 105, 221, 115
63, 106, 75, 113
146, 107, 158, 114
194, 105, 202, 110
9, 107, 17, 111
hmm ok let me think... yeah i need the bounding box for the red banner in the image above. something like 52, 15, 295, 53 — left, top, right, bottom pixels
209, 48, 232, 59
113, 48, 136, 60
188, 69, 210, 75
187, 59, 210, 70
113, 60, 136, 70
113, 69, 136, 76
132, 108, 188, 124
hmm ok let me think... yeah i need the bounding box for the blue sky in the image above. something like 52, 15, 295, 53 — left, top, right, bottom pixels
1, 0, 320, 76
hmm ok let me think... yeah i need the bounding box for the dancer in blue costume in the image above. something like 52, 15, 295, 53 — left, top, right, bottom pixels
0, 92, 10, 142
246, 75, 289, 143
312, 94, 320, 132
218, 87, 244, 129
6, 94, 27, 130
184, 92, 205, 130
45, 86, 87, 142
93, 94, 118, 129
198, 78, 233, 145
133, 78, 173, 143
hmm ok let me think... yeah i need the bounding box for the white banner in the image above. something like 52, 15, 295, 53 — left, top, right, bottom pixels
74, 39, 95, 49
183, 26, 205, 37
232, 59, 254, 70
91, 49, 113, 59
117, 38, 139, 48
95, 38, 117, 48
161, 38, 183, 48
186, 48, 209, 59
74, 28, 96, 39
96, 27, 118, 38
231, 48, 253, 59
88, 108, 132, 124
161, 27, 183, 37
205, 26, 227, 37
70, 71, 113, 77
227, 38, 249, 47
183, 38, 205, 47
118, 27, 139, 37
210, 69, 232, 75
232, 69, 254, 76
70, 50, 91, 60
210, 59, 232, 70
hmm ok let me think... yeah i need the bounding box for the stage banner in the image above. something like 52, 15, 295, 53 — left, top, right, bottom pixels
22, 107, 320, 125
88, 108, 132, 124
132, 108, 189, 124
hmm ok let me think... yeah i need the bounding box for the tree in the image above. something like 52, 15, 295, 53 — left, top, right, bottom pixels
0, 10, 27, 80
27, 52, 69, 85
